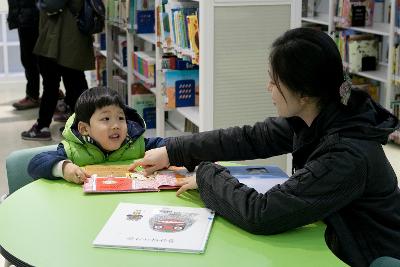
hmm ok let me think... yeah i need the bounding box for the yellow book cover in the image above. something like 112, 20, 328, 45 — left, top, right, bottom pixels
187, 14, 199, 64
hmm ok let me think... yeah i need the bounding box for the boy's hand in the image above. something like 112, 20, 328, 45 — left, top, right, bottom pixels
176, 175, 198, 196
129, 146, 170, 175
62, 162, 90, 184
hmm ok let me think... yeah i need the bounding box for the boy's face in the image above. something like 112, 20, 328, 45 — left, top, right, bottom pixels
83, 105, 128, 151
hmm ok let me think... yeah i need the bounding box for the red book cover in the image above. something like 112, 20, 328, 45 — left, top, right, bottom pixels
95, 177, 134, 192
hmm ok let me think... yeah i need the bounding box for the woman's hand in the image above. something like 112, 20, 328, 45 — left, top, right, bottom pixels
62, 162, 90, 184
176, 175, 198, 196
129, 146, 170, 175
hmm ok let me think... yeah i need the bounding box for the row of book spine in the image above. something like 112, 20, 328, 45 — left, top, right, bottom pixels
158, 1, 199, 65
107, 0, 128, 25
132, 51, 156, 87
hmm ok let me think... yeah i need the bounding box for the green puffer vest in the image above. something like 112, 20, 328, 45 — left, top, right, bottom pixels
61, 114, 145, 166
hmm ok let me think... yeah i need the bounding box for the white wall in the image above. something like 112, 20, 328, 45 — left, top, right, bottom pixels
0, 0, 8, 13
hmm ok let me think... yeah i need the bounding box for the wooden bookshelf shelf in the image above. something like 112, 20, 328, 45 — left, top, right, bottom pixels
137, 33, 156, 45
112, 59, 127, 74
302, 13, 329, 25
176, 106, 199, 126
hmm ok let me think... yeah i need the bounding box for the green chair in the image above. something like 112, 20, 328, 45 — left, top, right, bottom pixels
370, 257, 400, 267
5, 145, 57, 195
2, 145, 57, 267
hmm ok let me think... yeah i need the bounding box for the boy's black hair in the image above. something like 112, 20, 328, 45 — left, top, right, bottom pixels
74, 86, 125, 124
269, 27, 343, 106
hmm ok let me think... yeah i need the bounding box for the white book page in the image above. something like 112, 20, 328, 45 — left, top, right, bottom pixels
93, 203, 215, 253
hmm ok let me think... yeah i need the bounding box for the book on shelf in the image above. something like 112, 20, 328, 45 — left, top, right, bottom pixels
184, 118, 199, 133
82, 164, 191, 193
389, 94, 400, 145
133, 50, 156, 86
127, 0, 155, 31
351, 75, 380, 102
158, 4, 173, 49
164, 69, 199, 108
225, 165, 289, 193
131, 83, 156, 128
93, 203, 215, 254
117, 34, 127, 67
111, 75, 128, 104
136, 10, 155, 34
347, 35, 378, 72
335, 0, 375, 27
164, 1, 198, 61
307, 0, 315, 17
106, 0, 127, 25
95, 55, 107, 86
186, 14, 199, 64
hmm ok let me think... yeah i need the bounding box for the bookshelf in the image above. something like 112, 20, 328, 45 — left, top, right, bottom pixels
99, 0, 301, 171
157, 0, 301, 134
301, 0, 399, 112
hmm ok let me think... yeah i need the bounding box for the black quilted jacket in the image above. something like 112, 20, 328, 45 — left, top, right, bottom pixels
166, 89, 400, 267
7, 0, 39, 29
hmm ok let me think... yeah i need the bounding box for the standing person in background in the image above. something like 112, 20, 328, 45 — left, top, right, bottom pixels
7, 0, 41, 110
21, 0, 95, 141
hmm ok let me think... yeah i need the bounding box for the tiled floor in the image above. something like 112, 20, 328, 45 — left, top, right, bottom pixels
0, 81, 65, 197
0, 80, 399, 265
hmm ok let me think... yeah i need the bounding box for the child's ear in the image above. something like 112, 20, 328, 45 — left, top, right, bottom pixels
77, 121, 90, 135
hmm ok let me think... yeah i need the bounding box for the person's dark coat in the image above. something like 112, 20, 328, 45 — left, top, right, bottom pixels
33, 0, 95, 70
166, 89, 400, 267
7, 0, 39, 30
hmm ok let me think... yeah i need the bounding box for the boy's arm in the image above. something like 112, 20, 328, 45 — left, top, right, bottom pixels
27, 143, 68, 180
144, 137, 166, 150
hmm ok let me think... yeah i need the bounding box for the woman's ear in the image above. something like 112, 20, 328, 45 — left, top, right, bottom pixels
77, 121, 90, 135
299, 95, 309, 106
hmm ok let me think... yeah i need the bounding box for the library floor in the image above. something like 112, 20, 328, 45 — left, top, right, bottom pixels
0, 81, 400, 266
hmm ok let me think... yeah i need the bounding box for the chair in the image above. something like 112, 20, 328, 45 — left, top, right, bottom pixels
1, 145, 56, 267
5, 145, 57, 195
370, 257, 400, 267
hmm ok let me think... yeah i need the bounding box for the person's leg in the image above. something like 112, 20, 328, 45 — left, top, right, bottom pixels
37, 57, 62, 128
13, 26, 40, 110
61, 66, 88, 113
21, 56, 60, 141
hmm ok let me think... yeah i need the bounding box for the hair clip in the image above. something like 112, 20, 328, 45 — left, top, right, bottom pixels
340, 72, 352, 106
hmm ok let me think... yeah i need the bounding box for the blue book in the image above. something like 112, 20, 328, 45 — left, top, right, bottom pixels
226, 165, 289, 193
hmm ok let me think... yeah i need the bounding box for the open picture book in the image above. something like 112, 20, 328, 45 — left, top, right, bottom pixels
93, 203, 215, 254
82, 164, 192, 193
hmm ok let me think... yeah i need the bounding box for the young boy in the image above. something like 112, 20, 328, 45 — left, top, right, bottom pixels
28, 86, 165, 184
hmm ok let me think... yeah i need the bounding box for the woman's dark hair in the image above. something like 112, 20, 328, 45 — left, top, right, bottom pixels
269, 27, 343, 106
74, 86, 125, 124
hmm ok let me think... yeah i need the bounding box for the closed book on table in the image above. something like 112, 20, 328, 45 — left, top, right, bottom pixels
226, 165, 289, 193
93, 203, 215, 253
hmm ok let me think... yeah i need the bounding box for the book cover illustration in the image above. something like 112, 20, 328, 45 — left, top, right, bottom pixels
186, 14, 199, 64
163, 69, 199, 108
336, 0, 375, 27
93, 203, 215, 253
348, 36, 378, 72
226, 165, 289, 193
82, 165, 191, 193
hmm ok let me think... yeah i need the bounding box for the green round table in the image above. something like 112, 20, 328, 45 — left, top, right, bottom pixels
0, 179, 346, 267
